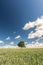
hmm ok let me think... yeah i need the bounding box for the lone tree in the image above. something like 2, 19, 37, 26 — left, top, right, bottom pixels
18, 41, 25, 47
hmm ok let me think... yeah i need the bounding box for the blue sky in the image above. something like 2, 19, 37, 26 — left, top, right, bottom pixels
0, 0, 43, 46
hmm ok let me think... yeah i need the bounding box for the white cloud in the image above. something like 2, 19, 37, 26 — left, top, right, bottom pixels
23, 16, 43, 38
0, 40, 4, 44
23, 21, 35, 30
10, 41, 14, 45
1, 45, 18, 48
6, 37, 10, 40
26, 41, 43, 48
15, 35, 21, 39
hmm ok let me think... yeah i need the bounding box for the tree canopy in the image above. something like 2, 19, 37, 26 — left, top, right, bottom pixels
18, 41, 25, 47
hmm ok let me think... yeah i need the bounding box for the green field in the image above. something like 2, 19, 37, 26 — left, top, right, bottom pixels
0, 48, 43, 65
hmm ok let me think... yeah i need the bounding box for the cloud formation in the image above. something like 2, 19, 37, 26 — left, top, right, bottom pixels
15, 35, 21, 39
26, 42, 43, 48
6, 37, 10, 40
23, 22, 35, 30
10, 41, 14, 45
1, 45, 18, 48
23, 16, 43, 38
0, 40, 4, 44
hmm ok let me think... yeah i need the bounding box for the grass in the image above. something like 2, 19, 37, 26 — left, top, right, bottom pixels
0, 48, 43, 65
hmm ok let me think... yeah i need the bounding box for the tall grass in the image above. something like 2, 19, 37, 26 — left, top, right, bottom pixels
0, 48, 43, 65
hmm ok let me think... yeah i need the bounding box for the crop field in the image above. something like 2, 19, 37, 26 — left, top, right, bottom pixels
0, 48, 43, 65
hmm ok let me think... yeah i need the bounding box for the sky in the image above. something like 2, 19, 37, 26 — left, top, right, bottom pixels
0, 0, 43, 46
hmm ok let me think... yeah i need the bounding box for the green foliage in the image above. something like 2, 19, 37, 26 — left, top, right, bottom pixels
18, 41, 25, 47
0, 48, 43, 65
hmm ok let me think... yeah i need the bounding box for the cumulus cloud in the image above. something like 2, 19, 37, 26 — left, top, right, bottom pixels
6, 37, 10, 40
23, 16, 43, 38
0, 40, 4, 44
15, 35, 21, 39
10, 41, 14, 45
26, 41, 43, 48
23, 21, 35, 30
1, 45, 18, 48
